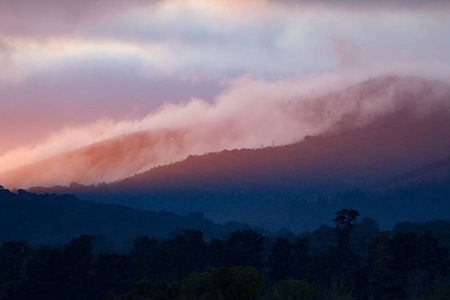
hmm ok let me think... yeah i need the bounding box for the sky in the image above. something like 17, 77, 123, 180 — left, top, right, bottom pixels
1, 0, 450, 182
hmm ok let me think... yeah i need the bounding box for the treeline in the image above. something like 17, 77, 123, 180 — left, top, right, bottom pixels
1, 209, 449, 300
0, 187, 234, 245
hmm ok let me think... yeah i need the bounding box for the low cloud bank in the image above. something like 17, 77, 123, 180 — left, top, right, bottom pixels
1, 72, 450, 188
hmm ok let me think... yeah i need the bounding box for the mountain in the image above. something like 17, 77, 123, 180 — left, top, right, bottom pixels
380, 154, 450, 188
26, 76, 450, 231
0, 187, 245, 246
3, 75, 450, 189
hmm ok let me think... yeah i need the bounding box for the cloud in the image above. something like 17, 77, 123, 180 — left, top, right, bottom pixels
0, 67, 224, 154
2, 0, 449, 79
0, 0, 161, 38
3, 70, 450, 187
0, 72, 358, 175
1, 0, 448, 89
270, 0, 450, 10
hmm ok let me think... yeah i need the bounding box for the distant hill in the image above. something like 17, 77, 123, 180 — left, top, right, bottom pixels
0, 187, 241, 246
380, 154, 450, 188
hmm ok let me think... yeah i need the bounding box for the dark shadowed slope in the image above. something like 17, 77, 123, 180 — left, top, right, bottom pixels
0, 187, 231, 245
380, 154, 450, 188
114, 108, 450, 192
105, 75, 450, 195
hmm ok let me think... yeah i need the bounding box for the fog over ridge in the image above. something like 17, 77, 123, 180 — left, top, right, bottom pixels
2, 0, 450, 160
1, 74, 450, 189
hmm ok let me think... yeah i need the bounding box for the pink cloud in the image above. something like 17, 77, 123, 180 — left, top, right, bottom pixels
2, 73, 450, 188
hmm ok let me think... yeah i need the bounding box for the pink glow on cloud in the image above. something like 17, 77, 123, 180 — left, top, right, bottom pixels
1, 73, 450, 188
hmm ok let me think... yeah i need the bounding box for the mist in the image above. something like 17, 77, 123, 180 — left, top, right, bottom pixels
1, 72, 449, 189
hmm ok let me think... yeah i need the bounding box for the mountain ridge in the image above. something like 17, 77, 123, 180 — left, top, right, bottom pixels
3, 75, 450, 189
27, 108, 450, 230
8, 75, 450, 231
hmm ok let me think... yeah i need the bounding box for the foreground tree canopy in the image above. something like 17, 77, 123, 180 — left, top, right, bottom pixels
0, 209, 449, 300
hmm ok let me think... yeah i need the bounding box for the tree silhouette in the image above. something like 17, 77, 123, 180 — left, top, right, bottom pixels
326, 208, 361, 299
268, 237, 293, 283
333, 208, 360, 254
24, 246, 65, 299
182, 266, 265, 300
93, 252, 131, 297
291, 237, 310, 281
63, 235, 94, 299
130, 236, 160, 281
160, 229, 206, 280
225, 229, 265, 271
207, 238, 227, 268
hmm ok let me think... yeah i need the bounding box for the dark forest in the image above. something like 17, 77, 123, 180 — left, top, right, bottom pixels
1, 188, 449, 300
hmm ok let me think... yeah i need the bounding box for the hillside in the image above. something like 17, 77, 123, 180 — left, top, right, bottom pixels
3, 76, 450, 190
380, 154, 450, 188
22, 76, 450, 230
0, 187, 236, 245
29, 112, 450, 230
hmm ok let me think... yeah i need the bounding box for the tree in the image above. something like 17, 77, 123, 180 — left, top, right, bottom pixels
291, 237, 310, 281
327, 209, 361, 299
130, 236, 160, 280
366, 232, 392, 300
268, 237, 293, 283
182, 266, 265, 300
207, 238, 226, 268
416, 231, 449, 296
63, 235, 94, 299
0, 240, 31, 284
350, 217, 380, 258
23, 246, 65, 300
225, 229, 265, 270
333, 208, 360, 254
387, 232, 418, 300
110, 280, 180, 300
0, 240, 31, 299
270, 279, 316, 300
160, 230, 206, 280
93, 253, 131, 297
